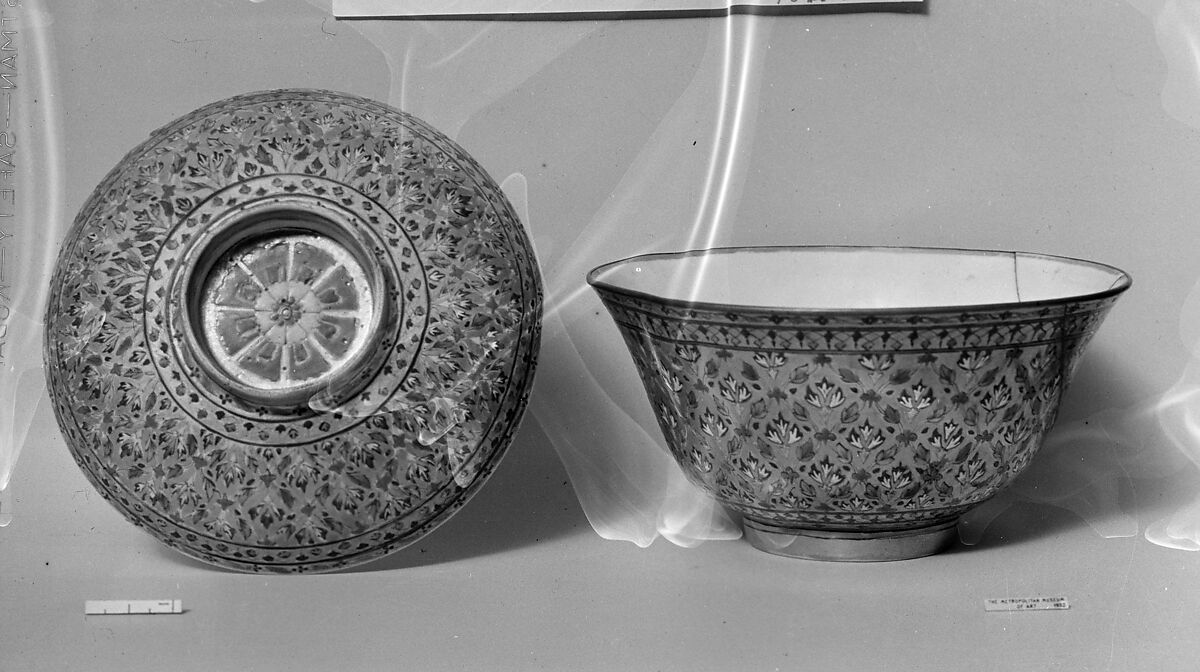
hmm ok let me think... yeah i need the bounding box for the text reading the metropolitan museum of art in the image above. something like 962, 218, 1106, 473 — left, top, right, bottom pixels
0, 2, 16, 368
984, 597, 1070, 612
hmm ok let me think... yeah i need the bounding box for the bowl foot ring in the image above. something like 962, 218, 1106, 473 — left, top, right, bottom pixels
742, 518, 959, 562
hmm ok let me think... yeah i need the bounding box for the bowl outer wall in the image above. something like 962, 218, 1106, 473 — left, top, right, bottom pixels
589, 247, 1128, 533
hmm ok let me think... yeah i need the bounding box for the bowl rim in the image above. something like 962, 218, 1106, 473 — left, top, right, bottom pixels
586, 245, 1133, 316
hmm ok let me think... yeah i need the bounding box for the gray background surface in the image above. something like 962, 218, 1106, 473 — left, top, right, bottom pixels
5, 1, 1200, 669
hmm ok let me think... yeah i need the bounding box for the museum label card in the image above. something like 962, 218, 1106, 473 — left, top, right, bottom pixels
333, 0, 921, 18
984, 597, 1070, 612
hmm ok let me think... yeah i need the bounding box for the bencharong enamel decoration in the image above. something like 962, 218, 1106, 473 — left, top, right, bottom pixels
589, 246, 1128, 561
44, 90, 542, 573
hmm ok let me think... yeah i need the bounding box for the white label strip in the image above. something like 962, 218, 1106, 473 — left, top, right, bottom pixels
333, 0, 919, 18
85, 600, 183, 616
984, 597, 1069, 612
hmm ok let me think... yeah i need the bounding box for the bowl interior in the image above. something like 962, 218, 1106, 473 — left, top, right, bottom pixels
589, 247, 1130, 311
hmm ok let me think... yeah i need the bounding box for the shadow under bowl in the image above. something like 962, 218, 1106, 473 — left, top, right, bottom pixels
588, 246, 1130, 561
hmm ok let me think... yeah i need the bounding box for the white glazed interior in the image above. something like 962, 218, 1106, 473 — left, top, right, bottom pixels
590, 247, 1131, 311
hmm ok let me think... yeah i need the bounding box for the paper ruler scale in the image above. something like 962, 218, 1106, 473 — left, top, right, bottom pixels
84, 600, 183, 616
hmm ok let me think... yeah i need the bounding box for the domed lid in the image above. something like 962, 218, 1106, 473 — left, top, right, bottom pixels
44, 90, 542, 572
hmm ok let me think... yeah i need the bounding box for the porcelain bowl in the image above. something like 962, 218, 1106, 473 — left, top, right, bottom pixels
43, 90, 543, 573
588, 246, 1130, 561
